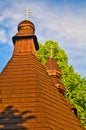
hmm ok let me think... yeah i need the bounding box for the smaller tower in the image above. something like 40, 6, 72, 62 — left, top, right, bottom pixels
44, 54, 66, 95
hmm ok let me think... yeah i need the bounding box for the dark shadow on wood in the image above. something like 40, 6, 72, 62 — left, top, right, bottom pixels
71, 108, 77, 117
0, 105, 36, 130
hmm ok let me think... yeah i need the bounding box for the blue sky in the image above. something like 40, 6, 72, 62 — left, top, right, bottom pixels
0, 0, 86, 77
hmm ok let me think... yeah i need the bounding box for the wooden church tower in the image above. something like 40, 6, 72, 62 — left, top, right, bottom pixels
0, 18, 85, 130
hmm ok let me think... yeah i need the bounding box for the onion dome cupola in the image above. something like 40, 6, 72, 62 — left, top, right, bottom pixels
16, 20, 35, 36
12, 20, 39, 55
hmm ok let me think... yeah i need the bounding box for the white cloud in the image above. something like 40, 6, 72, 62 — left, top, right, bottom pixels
0, 30, 8, 43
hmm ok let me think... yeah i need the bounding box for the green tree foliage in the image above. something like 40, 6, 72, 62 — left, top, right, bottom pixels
36, 40, 86, 127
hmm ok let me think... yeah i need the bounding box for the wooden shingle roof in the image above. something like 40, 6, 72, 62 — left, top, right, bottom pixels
0, 20, 85, 130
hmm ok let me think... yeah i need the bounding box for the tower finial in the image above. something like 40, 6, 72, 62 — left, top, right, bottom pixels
50, 45, 53, 58
24, 7, 32, 20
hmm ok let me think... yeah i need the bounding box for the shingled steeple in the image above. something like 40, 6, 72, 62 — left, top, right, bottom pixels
0, 18, 85, 130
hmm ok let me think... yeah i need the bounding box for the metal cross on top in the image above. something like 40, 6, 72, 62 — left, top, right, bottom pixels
24, 7, 32, 20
